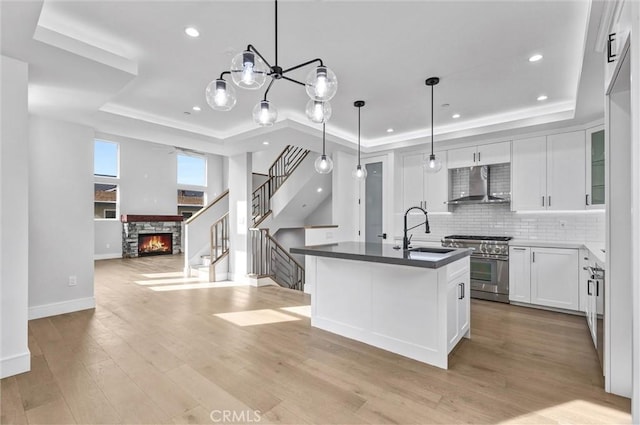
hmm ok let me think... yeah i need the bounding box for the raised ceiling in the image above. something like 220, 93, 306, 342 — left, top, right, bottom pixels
1, 1, 598, 155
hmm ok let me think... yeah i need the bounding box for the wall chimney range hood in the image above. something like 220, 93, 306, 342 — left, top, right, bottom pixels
446, 165, 510, 205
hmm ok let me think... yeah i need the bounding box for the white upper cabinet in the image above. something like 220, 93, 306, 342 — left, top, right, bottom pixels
512, 131, 586, 211
547, 131, 586, 211
512, 136, 547, 211
401, 152, 448, 213
585, 126, 605, 209
447, 141, 511, 169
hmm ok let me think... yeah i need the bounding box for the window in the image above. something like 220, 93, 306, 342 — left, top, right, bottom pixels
94, 183, 118, 219
177, 154, 206, 186
177, 154, 207, 217
94, 140, 119, 220
94, 140, 119, 178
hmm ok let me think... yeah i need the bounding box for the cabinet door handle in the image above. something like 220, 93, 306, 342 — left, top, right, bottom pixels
478, 152, 481, 162
548, 196, 551, 207
542, 196, 545, 207
586, 194, 590, 206
458, 282, 465, 300
596, 280, 600, 297
473, 152, 476, 163
532, 252, 536, 263
587, 280, 593, 296
607, 33, 616, 63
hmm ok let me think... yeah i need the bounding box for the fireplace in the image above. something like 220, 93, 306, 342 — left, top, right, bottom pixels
138, 233, 173, 257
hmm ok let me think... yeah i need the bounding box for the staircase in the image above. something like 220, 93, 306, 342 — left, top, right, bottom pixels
249, 228, 304, 291
184, 190, 229, 281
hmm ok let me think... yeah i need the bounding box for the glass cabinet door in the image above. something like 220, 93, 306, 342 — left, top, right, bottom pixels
586, 127, 605, 208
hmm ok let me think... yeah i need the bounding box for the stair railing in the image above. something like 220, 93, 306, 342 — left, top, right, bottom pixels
249, 228, 304, 291
251, 145, 310, 226
209, 212, 229, 281
268, 145, 310, 197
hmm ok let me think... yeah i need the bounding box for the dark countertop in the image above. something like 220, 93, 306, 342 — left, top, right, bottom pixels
290, 241, 472, 269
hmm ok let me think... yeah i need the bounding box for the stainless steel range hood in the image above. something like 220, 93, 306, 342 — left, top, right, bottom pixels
446, 165, 510, 205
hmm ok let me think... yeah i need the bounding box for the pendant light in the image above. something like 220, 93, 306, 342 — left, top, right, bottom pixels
352, 100, 367, 180
314, 123, 333, 174
424, 77, 442, 173
206, 0, 337, 127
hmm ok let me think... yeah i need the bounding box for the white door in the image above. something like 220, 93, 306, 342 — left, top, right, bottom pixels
477, 141, 511, 166
509, 246, 531, 303
546, 131, 586, 211
360, 155, 391, 244
511, 136, 547, 211
424, 151, 449, 213
530, 248, 579, 310
402, 153, 425, 211
447, 146, 476, 169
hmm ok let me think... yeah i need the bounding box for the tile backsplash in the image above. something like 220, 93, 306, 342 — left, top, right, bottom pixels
400, 164, 605, 243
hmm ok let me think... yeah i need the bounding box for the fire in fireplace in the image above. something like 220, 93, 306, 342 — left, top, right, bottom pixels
138, 233, 173, 256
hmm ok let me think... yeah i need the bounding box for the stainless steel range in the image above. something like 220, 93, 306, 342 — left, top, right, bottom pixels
442, 235, 512, 303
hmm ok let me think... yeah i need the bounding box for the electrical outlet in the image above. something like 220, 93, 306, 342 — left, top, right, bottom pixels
106, 243, 110, 249
68, 275, 77, 286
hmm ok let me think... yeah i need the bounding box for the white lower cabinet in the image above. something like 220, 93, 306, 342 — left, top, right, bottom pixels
509, 246, 579, 311
446, 269, 470, 352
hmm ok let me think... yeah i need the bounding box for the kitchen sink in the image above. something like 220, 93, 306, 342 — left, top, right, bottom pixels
408, 247, 455, 254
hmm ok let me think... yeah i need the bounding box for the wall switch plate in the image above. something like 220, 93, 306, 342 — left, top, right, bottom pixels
68, 275, 77, 286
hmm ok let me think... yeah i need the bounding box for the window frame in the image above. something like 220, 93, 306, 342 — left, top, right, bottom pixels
94, 139, 120, 221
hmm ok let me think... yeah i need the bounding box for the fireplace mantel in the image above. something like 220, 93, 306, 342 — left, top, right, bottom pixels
121, 214, 183, 223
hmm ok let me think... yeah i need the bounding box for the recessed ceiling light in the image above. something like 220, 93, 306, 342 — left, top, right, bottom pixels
263, 141, 270, 145
185, 27, 200, 38
452, 114, 461, 119
317, 187, 323, 193
529, 54, 543, 62
537, 95, 548, 101
192, 106, 201, 112
386, 128, 394, 133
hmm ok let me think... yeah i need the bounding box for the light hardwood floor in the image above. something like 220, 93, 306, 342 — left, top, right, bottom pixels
1, 254, 631, 424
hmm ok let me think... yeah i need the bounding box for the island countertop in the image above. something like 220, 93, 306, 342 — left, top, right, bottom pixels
290, 241, 472, 269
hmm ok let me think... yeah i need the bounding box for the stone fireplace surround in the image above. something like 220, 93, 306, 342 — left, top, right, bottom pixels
121, 215, 183, 258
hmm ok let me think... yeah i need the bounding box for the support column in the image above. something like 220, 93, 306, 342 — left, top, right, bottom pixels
228, 153, 252, 281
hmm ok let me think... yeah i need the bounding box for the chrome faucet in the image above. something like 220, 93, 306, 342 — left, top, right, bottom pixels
403, 206, 430, 250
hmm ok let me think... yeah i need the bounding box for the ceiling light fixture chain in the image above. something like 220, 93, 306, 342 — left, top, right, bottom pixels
352, 100, 367, 180
206, 0, 337, 127
424, 77, 442, 173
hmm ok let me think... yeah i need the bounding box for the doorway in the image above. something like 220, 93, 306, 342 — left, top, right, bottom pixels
359, 155, 391, 245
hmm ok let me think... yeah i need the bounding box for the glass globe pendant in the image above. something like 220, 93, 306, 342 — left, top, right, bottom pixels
205, 79, 237, 111
252, 100, 277, 126
314, 123, 333, 174
424, 153, 442, 173
305, 66, 337, 101
230, 50, 268, 90
352, 164, 367, 180
423, 77, 442, 174
306, 100, 332, 124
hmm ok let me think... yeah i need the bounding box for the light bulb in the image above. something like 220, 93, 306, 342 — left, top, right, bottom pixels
305, 99, 332, 124
230, 50, 267, 89
205, 79, 236, 111
305, 66, 338, 101
352, 164, 367, 180
424, 154, 442, 173
252, 100, 277, 126
314, 154, 333, 174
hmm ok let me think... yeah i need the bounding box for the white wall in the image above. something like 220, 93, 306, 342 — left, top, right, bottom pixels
29, 116, 96, 319
0, 55, 30, 378
631, 2, 640, 420
93, 135, 226, 259
252, 145, 283, 174
331, 151, 358, 242
305, 196, 332, 226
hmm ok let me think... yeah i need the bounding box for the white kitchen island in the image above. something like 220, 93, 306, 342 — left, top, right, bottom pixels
290, 242, 472, 369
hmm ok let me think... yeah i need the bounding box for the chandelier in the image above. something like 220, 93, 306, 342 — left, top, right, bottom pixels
205, 0, 338, 127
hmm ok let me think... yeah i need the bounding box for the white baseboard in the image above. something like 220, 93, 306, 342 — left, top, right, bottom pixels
29, 297, 96, 320
0, 351, 30, 379
94, 253, 122, 260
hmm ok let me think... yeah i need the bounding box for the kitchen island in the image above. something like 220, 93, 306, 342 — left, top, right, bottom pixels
290, 242, 472, 369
